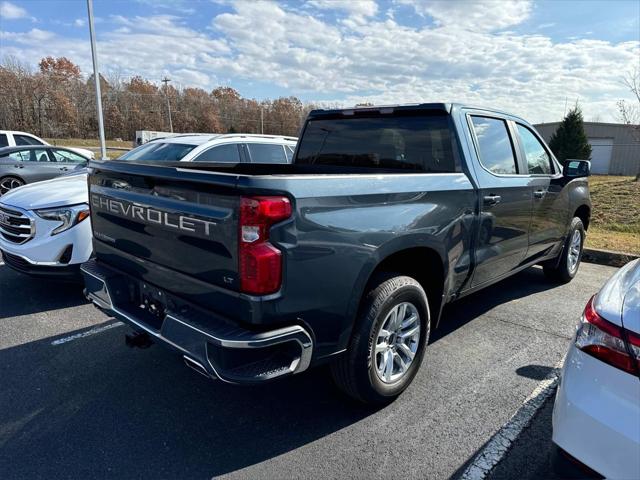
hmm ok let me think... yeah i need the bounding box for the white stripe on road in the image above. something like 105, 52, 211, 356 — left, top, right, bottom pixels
460, 359, 564, 480
51, 321, 124, 345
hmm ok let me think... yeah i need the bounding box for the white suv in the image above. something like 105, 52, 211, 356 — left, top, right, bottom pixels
0, 134, 297, 280
117, 134, 297, 163
0, 130, 94, 159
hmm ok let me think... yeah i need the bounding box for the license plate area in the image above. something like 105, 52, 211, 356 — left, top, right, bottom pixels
116, 277, 169, 331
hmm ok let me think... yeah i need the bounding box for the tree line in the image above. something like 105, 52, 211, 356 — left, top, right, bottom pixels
0, 56, 318, 140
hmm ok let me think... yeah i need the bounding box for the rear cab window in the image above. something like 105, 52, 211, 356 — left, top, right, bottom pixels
296, 111, 460, 172
469, 116, 518, 175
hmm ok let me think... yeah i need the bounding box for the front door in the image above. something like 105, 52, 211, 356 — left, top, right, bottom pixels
514, 124, 567, 260
467, 115, 532, 287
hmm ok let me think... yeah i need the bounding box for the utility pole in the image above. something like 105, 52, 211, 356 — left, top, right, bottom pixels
260, 106, 264, 134
161, 77, 173, 133
87, 0, 107, 160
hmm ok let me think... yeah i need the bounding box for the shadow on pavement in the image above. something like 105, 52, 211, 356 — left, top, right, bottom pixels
0, 264, 87, 319
433, 266, 557, 343
0, 326, 378, 479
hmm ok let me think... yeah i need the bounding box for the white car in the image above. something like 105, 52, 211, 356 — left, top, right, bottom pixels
0, 170, 91, 279
117, 133, 297, 163
0, 134, 298, 279
0, 130, 95, 160
553, 259, 640, 479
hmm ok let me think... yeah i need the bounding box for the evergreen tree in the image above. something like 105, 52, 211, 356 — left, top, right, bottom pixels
548, 106, 592, 162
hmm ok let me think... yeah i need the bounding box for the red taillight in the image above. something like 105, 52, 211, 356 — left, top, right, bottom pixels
575, 295, 640, 376
239, 196, 291, 295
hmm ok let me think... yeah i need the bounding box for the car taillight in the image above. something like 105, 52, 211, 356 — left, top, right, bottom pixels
575, 295, 640, 376
239, 196, 291, 295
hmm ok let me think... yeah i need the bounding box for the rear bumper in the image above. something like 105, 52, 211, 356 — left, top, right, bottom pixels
81, 259, 313, 384
552, 346, 640, 479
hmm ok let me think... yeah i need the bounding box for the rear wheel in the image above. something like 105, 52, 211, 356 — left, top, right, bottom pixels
331, 274, 430, 404
0, 176, 24, 196
543, 217, 585, 283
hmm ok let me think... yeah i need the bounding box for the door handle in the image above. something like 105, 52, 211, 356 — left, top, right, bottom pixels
483, 195, 502, 206
59, 166, 69, 171
14, 164, 23, 169
533, 190, 546, 199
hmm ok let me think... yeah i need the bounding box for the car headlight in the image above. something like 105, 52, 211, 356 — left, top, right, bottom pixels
35, 204, 90, 235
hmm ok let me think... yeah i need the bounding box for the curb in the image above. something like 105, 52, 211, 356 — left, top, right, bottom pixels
582, 248, 639, 268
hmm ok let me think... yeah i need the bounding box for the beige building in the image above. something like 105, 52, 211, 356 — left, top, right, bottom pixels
534, 122, 640, 176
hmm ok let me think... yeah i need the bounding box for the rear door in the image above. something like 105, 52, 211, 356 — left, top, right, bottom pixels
466, 114, 532, 287
513, 124, 567, 260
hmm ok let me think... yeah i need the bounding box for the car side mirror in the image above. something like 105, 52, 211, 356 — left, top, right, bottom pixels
563, 159, 590, 178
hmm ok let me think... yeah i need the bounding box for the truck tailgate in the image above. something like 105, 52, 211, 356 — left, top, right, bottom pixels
88, 162, 241, 292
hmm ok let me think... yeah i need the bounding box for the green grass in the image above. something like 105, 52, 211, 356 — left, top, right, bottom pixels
586, 175, 640, 255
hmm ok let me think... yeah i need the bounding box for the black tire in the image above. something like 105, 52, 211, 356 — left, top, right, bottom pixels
0, 176, 24, 196
331, 274, 430, 404
543, 217, 585, 283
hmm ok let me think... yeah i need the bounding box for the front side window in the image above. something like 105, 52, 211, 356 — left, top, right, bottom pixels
117, 142, 196, 162
247, 143, 288, 164
516, 125, 552, 175
14, 134, 44, 146
470, 116, 518, 175
51, 149, 87, 163
192, 144, 241, 163
0, 134, 8, 148
296, 113, 458, 172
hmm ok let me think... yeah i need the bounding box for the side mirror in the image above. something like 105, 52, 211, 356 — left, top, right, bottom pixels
563, 159, 590, 178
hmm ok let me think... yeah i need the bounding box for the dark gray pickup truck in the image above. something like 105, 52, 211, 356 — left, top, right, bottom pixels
82, 103, 591, 403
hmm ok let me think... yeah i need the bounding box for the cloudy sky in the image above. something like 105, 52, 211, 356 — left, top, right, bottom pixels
1, 0, 638, 123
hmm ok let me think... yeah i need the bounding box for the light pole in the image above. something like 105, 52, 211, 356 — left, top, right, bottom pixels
86, 0, 107, 160
161, 76, 173, 133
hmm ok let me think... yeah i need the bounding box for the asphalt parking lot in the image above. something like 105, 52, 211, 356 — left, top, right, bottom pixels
0, 260, 617, 479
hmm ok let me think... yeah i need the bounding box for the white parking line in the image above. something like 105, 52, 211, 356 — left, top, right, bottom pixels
460, 359, 564, 480
51, 321, 124, 345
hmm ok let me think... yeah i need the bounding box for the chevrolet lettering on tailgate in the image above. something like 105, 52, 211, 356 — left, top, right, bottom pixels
90, 194, 216, 238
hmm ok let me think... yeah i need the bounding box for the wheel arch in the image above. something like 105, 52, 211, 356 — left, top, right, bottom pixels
574, 204, 591, 231
343, 242, 449, 351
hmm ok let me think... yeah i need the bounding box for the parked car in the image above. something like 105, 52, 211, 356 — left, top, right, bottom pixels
82, 103, 592, 404
0, 145, 89, 195
552, 259, 640, 479
0, 130, 94, 159
0, 170, 90, 279
0, 134, 298, 278
116, 133, 297, 163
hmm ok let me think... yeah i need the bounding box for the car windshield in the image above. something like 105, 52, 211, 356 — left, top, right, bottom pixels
117, 142, 196, 162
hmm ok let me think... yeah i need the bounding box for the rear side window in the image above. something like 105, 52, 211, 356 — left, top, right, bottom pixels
516, 124, 553, 175
247, 144, 288, 164
284, 145, 294, 162
0, 134, 8, 148
296, 114, 458, 172
14, 134, 44, 146
470, 116, 518, 175
192, 144, 241, 163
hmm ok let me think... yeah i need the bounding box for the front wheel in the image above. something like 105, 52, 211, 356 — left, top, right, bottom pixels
331, 274, 430, 404
543, 217, 585, 283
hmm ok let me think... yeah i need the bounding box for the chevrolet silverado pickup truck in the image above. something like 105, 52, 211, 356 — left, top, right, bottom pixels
82, 103, 591, 404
